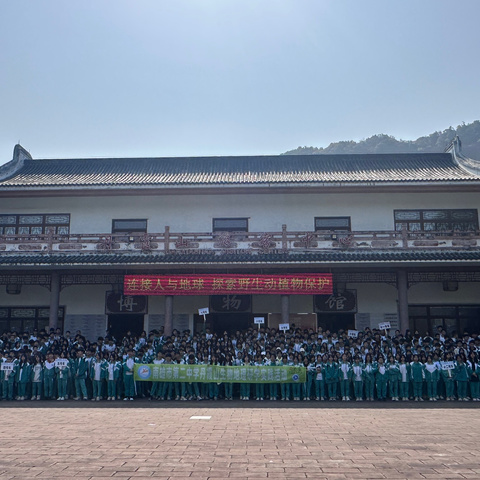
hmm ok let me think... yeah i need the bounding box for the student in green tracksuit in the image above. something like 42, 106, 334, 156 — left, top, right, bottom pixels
90, 352, 107, 401
122, 350, 137, 400
314, 356, 326, 401
375, 356, 388, 401
55, 352, 70, 401
252, 355, 263, 401
363, 354, 376, 401
291, 357, 302, 401
467, 352, 480, 402
159, 353, 175, 401
277, 355, 290, 401
106, 354, 122, 401
338, 354, 352, 401
30, 354, 43, 400
2, 354, 17, 400
304, 358, 316, 401
268, 354, 278, 401
440, 354, 456, 401
324, 356, 338, 401
73, 349, 88, 400
43, 353, 56, 400
454, 355, 471, 401
398, 355, 410, 401
0, 352, 5, 399
16, 354, 31, 400
387, 355, 400, 401
424, 355, 439, 401
352, 356, 364, 401
149, 352, 164, 400
410, 355, 425, 401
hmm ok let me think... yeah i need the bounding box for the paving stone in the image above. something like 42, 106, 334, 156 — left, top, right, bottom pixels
0, 406, 479, 479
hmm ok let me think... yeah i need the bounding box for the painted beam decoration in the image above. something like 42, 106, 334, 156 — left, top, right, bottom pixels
124, 274, 333, 296
134, 364, 306, 384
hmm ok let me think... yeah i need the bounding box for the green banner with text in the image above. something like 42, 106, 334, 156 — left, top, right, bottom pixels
134, 364, 306, 383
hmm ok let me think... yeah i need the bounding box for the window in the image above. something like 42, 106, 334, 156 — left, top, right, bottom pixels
314, 217, 351, 232
408, 304, 480, 336
0, 214, 70, 235
0, 306, 65, 334
394, 209, 478, 232
112, 219, 148, 233
213, 218, 248, 232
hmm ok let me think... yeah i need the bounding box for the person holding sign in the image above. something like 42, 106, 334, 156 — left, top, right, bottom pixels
2, 354, 17, 400
440, 353, 456, 401
55, 352, 70, 401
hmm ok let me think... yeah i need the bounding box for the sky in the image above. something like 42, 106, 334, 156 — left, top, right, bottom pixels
1, 0, 479, 165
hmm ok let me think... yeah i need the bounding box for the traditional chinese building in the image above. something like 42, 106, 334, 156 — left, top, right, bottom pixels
0, 137, 479, 339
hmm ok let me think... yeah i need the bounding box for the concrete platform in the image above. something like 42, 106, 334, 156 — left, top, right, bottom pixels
0, 403, 479, 479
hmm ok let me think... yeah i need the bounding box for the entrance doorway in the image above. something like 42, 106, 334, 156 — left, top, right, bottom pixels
317, 313, 355, 333
108, 314, 144, 341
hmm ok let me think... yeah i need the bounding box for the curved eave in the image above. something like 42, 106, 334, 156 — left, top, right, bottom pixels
2, 180, 480, 197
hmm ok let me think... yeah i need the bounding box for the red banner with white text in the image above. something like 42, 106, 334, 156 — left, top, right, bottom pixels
124, 274, 333, 296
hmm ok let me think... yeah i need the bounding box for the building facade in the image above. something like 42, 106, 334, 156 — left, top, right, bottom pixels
0, 138, 479, 340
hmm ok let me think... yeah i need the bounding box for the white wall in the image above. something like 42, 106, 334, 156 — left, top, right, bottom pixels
2, 191, 479, 233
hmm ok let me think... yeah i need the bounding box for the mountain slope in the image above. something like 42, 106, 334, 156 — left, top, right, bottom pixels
283, 121, 480, 159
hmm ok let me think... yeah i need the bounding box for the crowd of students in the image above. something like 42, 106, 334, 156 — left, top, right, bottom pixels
0, 324, 479, 403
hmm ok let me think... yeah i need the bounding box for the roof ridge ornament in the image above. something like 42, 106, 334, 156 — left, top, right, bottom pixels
0, 144, 33, 181
446, 136, 480, 176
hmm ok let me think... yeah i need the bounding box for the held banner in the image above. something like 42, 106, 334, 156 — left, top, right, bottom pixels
124, 274, 332, 296
134, 364, 306, 384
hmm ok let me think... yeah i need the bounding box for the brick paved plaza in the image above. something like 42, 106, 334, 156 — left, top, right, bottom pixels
0, 404, 479, 480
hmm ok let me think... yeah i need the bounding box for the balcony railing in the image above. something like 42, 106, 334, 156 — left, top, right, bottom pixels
0, 225, 479, 255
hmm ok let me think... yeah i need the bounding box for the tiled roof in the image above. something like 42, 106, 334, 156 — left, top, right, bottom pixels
1, 250, 479, 266
0, 152, 479, 189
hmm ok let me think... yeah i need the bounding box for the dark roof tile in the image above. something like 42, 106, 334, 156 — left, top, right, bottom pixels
0, 153, 479, 189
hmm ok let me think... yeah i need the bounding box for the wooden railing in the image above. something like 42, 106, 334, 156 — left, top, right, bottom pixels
0, 226, 479, 255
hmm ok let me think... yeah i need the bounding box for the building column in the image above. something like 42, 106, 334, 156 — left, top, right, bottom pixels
281, 295, 290, 326
397, 270, 409, 334
48, 272, 61, 331
164, 295, 174, 337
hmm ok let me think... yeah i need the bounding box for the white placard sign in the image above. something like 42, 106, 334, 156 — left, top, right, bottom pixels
279, 323, 290, 331
348, 330, 359, 339
1, 363, 14, 371
378, 322, 391, 331
441, 361, 455, 370
254, 317, 265, 325
198, 308, 209, 316
55, 359, 69, 368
